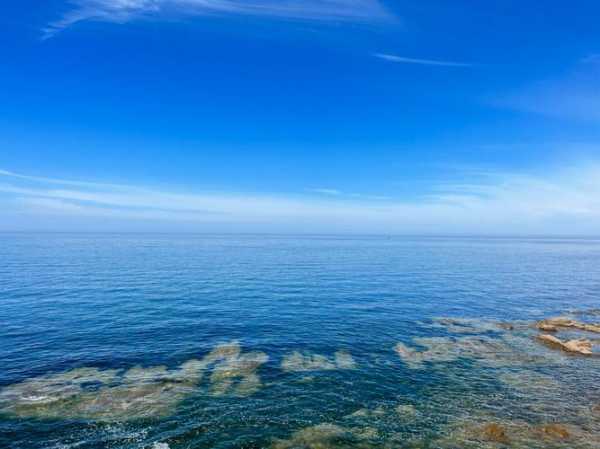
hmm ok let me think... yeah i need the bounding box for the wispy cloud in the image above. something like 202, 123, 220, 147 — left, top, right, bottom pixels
45, 0, 391, 37
0, 168, 132, 189
308, 188, 343, 196
495, 58, 600, 122
308, 188, 391, 201
2, 164, 600, 235
374, 53, 473, 68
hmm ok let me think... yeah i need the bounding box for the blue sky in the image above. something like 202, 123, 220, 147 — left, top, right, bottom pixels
1, 1, 599, 234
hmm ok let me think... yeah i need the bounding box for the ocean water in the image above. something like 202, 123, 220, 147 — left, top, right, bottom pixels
1, 234, 600, 448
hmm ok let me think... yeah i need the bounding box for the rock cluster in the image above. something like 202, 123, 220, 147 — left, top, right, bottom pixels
533, 316, 598, 355
536, 317, 600, 334
0, 341, 268, 421
537, 334, 593, 355
435, 417, 595, 449
395, 335, 518, 369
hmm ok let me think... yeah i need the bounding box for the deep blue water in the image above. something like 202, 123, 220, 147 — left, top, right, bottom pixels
1, 234, 600, 448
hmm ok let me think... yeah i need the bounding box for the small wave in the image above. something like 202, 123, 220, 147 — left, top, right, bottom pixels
152, 443, 170, 449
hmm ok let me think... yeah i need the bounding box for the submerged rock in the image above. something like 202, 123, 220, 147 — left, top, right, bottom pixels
536, 423, 571, 440
436, 417, 595, 449
351, 426, 380, 440
347, 406, 388, 420
497, 323, 515, 331
395, 404, 417, 419
348, 408, 371, 418
271, 423, 381, 449
0, 367, 119, 409
395, 335, 516, 369
394, 338, 458, 368
537, 334, 593, 355
479, 423, 510, 444
334, 351, 357, 369
281, 350, 356, 372
281, 352, 336, 371
209, 349, 269, 397
173, 358, 208, 383
431, 317, 505, 334
204, 341, 242, 363
498, 370, 562, 399
122, 365, 174, 384
572, 308, 600, 317
271, 424, 351, 449
0, 341, 268, 421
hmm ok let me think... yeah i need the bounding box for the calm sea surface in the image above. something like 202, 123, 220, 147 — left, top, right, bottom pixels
1, 234, 600, 448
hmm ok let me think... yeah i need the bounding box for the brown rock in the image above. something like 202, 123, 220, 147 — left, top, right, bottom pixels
537, 317, 600, 334
537, 323, 558, 332
480, 423, 510, 444
563, 339, 593, 354
539, 424, 571, 440
537, 334, 593, 355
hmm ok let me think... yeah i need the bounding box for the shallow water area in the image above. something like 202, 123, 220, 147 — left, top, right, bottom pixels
2, 234, 600, 448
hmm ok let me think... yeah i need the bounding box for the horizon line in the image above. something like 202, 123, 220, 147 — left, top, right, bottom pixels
1, 231, 599, 240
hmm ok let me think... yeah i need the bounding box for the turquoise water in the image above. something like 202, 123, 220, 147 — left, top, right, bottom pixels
1, 234, 600, 448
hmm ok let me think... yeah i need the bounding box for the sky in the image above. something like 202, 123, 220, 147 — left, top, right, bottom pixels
1, 1, 599, 235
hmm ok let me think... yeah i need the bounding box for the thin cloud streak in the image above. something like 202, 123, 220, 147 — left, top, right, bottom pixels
1, 165, 600, 235
0, 168, 133, 190
495, 58, 600, 122
308, 188, 391, 200
308, 188, 343, 196
374, 53, 473, 68
45, 0, 391, 37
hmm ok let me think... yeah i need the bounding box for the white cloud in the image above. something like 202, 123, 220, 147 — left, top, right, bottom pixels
374, 53, 473, 68
45, 0, 391, 36
1, 163, 600, 235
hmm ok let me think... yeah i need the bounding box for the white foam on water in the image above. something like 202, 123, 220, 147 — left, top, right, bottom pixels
152, 443, 171, 449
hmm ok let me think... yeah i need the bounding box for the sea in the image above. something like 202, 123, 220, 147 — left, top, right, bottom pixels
1, 234, 600, 448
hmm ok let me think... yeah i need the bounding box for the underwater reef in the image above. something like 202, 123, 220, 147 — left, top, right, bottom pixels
281, 350, 357, 372
2, 313, 600, 448
0, 341, 268, 421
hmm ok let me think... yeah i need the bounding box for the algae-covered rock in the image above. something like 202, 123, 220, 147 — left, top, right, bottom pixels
209, 350, 269, 397
0, 341, 268, 421
271, 423, 382, 449
395, 404, 417, 419
432, 317, 505, 334
395, 335, 517, 369
281, 351, 336, 372
271, 424, 351, 449
479, 423, 510, 444
281, 350, 356, 372
536, 423, 571, 440
0, 367, 118, 410
334, 351, 357, 369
